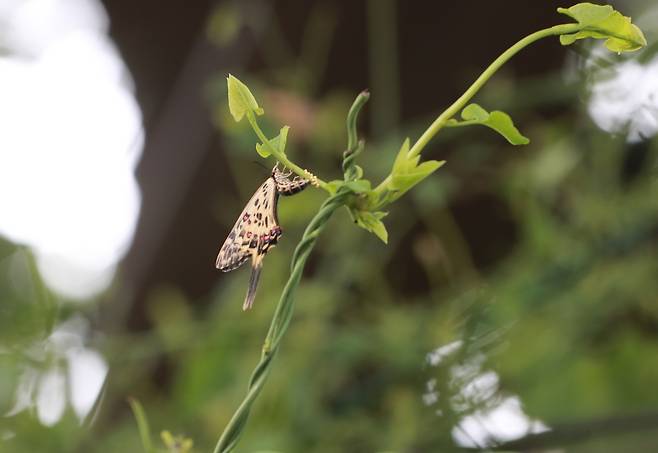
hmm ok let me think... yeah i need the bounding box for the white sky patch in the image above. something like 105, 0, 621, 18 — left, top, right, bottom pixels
425, 341, 550, 449
0, 0, 143, 299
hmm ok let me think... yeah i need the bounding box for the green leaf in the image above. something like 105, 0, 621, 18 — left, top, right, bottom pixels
461, 103, 489, 122
255, 143, 271, 158
557, 3, 646, 53
256, 126, 289, 158
351, 210, 389, 243
392, 138, 414, 174
227, 74, 264, 122
128, 398, 154, 453
391, 160, 445, 192
452, 103, 530, 145
376, 138, 446, 207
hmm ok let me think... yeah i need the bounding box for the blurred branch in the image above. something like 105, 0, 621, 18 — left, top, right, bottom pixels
128, 398, 154, 453
367, 0, 400, 136
298, 2, 338, 95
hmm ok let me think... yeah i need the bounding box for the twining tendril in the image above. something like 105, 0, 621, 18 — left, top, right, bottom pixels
213, 92, 369, 453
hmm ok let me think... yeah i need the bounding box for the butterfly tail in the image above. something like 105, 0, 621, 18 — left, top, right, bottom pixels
243, 260, 263, 310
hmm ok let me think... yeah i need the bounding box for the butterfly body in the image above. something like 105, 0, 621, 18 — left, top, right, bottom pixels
216, 166, 309, 309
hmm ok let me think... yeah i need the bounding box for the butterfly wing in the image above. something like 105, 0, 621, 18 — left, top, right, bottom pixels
216, 176, 283, 310
215, 206, 250, 273
216, 167, 309, 310
215, 177, 281, 272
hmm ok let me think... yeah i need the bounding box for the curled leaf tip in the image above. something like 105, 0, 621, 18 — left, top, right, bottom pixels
557, 3, 646, 53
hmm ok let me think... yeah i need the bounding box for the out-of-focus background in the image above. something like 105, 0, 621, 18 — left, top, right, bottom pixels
1, 0, 658, 451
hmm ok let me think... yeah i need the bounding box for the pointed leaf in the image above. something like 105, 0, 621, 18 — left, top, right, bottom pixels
486, 111, 530, 145
390, 160, 445, 192
277, 125, 289, 152
392, 138, 411, 174
352, 210, 389, 243
416, 159, 445, 174
227, 74, 264, 122
378, 137, 448, 208
255, 126, 289, 158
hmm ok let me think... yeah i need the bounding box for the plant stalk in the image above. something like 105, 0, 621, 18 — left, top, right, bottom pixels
213, 191, 349, 453
371, 23, 580, 200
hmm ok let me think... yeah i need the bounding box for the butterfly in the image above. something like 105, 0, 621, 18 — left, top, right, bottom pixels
216, 165, 310, 310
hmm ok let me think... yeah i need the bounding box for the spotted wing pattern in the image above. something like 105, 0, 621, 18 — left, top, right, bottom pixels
215, 176, 282, 272
215, 166, 310, 310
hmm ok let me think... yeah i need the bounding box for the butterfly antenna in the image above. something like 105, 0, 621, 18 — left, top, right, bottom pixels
243, 260, 263, 310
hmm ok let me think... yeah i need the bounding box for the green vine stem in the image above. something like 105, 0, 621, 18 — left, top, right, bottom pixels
346, 91, 370, 152
214, 91, 370, 453
371, 23, 580, 199
213, 190, 349, 453
408, 24, 579, 157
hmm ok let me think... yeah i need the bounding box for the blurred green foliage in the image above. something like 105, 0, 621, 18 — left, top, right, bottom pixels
2, 2, 658, 452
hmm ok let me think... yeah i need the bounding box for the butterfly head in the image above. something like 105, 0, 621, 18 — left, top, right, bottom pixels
271, 164, 310, 196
